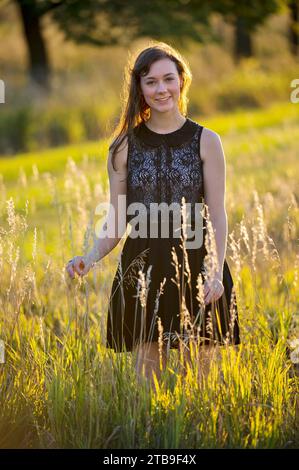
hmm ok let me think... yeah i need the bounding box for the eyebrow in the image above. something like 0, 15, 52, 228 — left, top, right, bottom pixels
144, 73, 175, 80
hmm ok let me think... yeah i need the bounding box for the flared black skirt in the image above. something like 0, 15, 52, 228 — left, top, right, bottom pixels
106, 234, 241, 353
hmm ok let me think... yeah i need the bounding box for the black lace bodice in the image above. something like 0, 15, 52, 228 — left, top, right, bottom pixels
126, 117, 205, 227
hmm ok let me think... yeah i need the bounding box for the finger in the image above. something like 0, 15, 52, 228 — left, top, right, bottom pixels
205, 289, 213, 304
204, 280, 223, 302
204, 285, 211, 299
73, 266, 81, 277
204, 290, 212, 300
215, 285, 224, 298
206, 296, 216, 305
68, 262, 76, 279
66, 264, 75, 279
212, 287, 224, 302
72, 261, 85, 277
204, 290, 211, 298
205, 288, 220, 304
204, 284, 210, 296
217, 288, 224, 300
69, 268, 75, 280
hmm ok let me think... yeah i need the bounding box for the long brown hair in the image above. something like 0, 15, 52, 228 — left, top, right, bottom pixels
109, 41, 192, 172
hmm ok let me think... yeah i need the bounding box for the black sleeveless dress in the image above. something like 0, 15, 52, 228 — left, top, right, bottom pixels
106, 117, 241, 352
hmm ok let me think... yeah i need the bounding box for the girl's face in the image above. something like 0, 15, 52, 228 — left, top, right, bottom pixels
140, 58, 182, 113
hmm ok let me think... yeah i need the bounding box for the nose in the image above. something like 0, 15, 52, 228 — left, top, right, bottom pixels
156, 81, 168, 93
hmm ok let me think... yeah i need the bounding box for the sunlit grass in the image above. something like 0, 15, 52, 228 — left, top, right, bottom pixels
0, 141, 107, 182
0, 102, 298, 448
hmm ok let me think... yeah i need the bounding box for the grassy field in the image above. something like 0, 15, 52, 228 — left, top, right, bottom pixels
0, 100, 298, 448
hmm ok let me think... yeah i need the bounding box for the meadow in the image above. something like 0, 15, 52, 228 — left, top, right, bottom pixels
1, 3, 299, 448
0, 99, 298, 448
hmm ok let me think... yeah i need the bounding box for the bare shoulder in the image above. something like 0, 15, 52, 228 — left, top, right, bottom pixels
108, 135, 129, 173
201, 127, 223, 163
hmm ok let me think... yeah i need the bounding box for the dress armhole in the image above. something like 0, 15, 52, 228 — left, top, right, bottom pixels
198, 125, 205, 204
198, 125, 204, 165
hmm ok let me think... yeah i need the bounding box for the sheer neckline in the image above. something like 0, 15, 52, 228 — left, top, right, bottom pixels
143, 118, 188, 136
134, 117, 200, 148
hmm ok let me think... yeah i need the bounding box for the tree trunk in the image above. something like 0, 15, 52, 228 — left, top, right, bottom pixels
234, 16, 252, 61
289, 0, 299, 56
15, 0, 51, 92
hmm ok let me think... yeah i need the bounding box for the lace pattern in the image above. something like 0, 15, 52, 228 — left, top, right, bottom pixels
126, 119, 204, 224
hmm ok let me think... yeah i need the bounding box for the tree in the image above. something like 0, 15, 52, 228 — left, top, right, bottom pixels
14, 0, 213, 93
210, 0, 280, 61
13, 0, 288, 93
15, 0, 65, 92
288, 0, 299, 55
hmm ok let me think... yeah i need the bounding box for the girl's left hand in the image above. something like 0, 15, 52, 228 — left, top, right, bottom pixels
204, 276, 224, 305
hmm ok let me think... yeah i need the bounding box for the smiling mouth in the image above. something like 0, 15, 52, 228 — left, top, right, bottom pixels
156, 97, 171, 102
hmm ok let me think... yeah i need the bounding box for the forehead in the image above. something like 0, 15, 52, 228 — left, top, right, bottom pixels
142, 58, 177, 79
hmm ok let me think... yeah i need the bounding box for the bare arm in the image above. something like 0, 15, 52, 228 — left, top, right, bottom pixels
85, 136, 128, 266
201, 128, 227, 282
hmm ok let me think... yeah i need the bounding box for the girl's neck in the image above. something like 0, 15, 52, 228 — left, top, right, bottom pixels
145, 112, 186, 134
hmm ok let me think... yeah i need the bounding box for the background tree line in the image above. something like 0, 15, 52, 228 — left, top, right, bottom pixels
13, 0, 299, 92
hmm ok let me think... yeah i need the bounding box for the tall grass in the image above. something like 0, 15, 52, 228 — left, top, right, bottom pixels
0, 104, 298, 448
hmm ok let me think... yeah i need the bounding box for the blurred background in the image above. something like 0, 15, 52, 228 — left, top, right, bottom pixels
0, 1, 298, 449
0, 0, 298, 154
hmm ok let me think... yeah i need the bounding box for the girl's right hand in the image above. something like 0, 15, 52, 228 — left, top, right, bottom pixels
65, 256, 92, 280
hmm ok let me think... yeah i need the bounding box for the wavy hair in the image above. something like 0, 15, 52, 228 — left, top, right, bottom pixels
108, 41, 192, 171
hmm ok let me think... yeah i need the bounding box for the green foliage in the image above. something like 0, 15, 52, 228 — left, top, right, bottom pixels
212, 0, 280, 30
0, 104, 108, 154
1, 60, 297, 154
